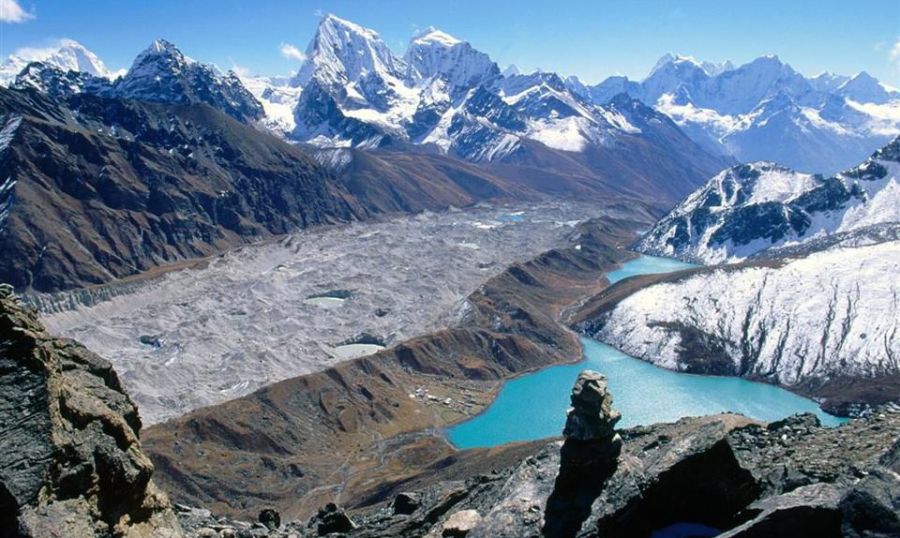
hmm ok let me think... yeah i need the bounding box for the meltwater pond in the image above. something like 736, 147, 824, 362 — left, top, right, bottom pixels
448, 255, 846, 449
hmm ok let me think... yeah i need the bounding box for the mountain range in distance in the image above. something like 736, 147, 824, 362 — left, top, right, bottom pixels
3, 13, 899, 177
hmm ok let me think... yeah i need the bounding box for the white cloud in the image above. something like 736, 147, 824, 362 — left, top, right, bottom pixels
890, 38, 900, 69
229, 58, 252, 78
11, 43, 59, 61
280, 42, 305, 62
0, 0, 33, 23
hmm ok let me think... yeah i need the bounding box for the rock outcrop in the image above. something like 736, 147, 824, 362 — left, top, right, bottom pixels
0, 289, 182, 537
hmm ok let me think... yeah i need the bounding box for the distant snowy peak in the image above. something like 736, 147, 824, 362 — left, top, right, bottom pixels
0, 39, 115, 86
810, 72, 851, 93
293, 14, 406, 88
11, 62, 112, 98
411, 26, 461, 47
837, 72, 900, 105
636, 136, 900, 264
404, 27, 498, 89
649, 53, 733, 78
41, 39, 114, 78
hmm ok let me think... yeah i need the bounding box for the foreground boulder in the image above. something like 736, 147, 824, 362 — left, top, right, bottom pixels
0, 290, 182, 537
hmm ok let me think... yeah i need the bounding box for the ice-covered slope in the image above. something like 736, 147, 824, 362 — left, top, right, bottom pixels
636, 137, 900, 264
589, 240, 900, 406
404, 27, 499, 90
0, 39, 115, 86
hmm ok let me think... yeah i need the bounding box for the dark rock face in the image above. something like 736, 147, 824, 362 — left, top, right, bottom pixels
171, 410, 900, 537
0, 292, 182, 537
310, 503, 356, 535
0, 87, 359, 292
12, 61, 114, 99
258, 508, 281, 530
392, 493, 421, 516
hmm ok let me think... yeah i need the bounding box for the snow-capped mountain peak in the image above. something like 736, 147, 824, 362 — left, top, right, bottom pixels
0, 39, 115, 86
837, 71, 900, 105
126, 39, 196, 78
404, 26, 498, 89
293, 14, 406, 88
113, 39, 264, 122
648, 53, 701, 76
648, 53, 732, 79
45, 39, 114, 77
411, 26, 462, 47
636, 135, 900, 264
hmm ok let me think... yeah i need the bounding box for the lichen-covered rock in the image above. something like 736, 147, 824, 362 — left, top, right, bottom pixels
440, 510, 481, 537
0, 292, 182, 537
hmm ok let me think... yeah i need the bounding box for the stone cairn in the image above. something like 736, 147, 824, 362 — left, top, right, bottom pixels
562, 370, 622, 453
543, 370, 622, 537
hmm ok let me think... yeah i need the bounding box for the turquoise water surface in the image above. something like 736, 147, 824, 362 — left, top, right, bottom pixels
604, 254, 697, 284
447, 256, 846, 449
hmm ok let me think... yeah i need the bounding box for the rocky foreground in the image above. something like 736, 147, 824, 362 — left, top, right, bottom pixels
0, 287, 182, 537
174, 371, 900, 538
1, 283, 899, 537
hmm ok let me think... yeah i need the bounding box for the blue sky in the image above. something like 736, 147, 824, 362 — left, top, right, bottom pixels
1, 0, 899, 85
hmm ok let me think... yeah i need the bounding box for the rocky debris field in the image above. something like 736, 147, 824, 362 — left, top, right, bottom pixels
38, 202, 613, 423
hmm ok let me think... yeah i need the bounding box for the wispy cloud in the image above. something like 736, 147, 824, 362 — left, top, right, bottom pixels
228, 57, 252, 78
11, 41, 66, 61
280, 42, 305, 62
0, 0, 33, 23
890, 38, 900, 71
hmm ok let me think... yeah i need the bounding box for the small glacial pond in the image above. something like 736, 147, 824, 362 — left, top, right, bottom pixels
448, 255, 846, 449
331, 343, 385, 360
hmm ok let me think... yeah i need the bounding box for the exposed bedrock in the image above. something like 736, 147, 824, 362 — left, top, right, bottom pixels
0, 290, 182, 537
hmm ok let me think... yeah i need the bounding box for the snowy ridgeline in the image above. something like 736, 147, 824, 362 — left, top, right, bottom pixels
592, 241, 900, 387
636, 144, 900, 265
40, 203, 600, 424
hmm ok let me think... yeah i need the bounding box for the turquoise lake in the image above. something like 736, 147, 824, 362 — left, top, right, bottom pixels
447, 255, 846, 449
